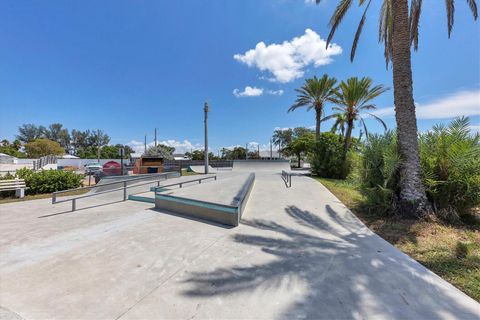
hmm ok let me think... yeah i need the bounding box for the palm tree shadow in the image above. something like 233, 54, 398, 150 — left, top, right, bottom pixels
182, 205, 478, 319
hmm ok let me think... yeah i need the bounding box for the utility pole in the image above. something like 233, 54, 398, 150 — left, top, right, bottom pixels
245, 143, 248, 160
204, 102, 209, 174
154, 128, 157, 147
270, 139, 273, 159
144, 134, 147, 154
257, 144, 260, 158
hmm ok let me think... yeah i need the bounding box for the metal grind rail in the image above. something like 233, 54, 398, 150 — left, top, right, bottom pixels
153, 175, 217, 192
52, 172, 179, 211
282, 170, 292, 188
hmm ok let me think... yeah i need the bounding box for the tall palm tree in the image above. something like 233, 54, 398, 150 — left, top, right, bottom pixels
313, 0, 478, 218
289, 75, 337, 140
324, 77, 388, 155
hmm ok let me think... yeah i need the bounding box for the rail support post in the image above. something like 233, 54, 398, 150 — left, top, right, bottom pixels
123, 181, 127, 201
72, 199, 76, 212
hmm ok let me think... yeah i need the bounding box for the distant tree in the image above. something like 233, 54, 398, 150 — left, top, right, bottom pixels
0, 139, 25, 158
272, 128, 294, 152
293, 127, 314, 139
100, 144, 134, 159
88, 130, 110, 161
17, 124, 46, 143
284, 132, 315, 167
24, 138, 64, 158
71, 129, 91, 155
145, 144, 175, 160
45, 123, 71, 151
289, 75, 337, 140
231, 147, 247, 160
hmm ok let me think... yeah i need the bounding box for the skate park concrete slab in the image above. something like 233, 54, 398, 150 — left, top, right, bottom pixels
0, 171, 479, 319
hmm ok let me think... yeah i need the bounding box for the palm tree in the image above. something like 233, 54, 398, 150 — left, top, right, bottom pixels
289, 75, 337, 140
272, 128, 293, 155
313, 0, 478, 218
324, 77, 388, 155
328, 113, 347, 138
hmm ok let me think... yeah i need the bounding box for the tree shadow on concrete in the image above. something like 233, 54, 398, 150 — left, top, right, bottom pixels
182, 205, 478, 319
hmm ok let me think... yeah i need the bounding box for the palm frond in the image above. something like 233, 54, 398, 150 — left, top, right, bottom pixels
351, 0, 372, 61
446, 0, 455, 37
409, 0, 423, 50
366, 112, 388, 131
467, 0, 478, 19
327, 0, 354, 47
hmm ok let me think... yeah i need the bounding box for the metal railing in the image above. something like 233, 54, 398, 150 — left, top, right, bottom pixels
282, 170, 292, 188
52, 172, 179, 211
154, 175, 217, 191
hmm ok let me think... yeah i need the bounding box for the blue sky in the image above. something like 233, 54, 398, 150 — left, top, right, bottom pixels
0, 0, 479, 153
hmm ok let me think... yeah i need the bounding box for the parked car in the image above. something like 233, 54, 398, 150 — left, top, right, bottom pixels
84, 162, 102, 174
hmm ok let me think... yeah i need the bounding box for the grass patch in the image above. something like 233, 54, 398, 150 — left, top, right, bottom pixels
0, 188, 89, 204
313, 176, 480, 302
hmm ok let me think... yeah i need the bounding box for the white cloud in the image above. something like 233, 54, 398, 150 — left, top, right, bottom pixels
274, 127, 292, 131
267, 89, 284, 96
233, 86, 264, 97
469, 125, 480, 134
233, 86, 284, 97
127, 139, 201, 154
373, 89, 480, 119
234, 29, 342, 83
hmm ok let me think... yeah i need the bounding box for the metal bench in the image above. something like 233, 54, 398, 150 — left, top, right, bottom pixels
0, 179, 26, 198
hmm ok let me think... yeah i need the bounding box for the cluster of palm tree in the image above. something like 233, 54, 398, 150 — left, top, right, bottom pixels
289, 75, 388, 157
306, 0, 478, 218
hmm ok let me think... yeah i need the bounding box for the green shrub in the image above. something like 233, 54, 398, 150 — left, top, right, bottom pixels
7, 168, 84, 195
358, 130, 400, 216
419, 117, 480, 218
358, 117, 480, 219
311, 132, 351, 179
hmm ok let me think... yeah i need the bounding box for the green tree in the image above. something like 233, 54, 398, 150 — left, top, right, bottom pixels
24, 138, 64, 158
17, 124, 46, 143
45, 123, 71, 151
289, 74, 337, 140
324, 77, 388, 156
284, 132, 315, 167
88, 130, 110, 161
145, 144, 175, 160
0, 139, 25, 158
272, 128, 293, 153
312, 0, 478, 217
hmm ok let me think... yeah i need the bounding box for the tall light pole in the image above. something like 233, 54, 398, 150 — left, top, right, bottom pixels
204, 102, 209, 174
154, 128, 157, 147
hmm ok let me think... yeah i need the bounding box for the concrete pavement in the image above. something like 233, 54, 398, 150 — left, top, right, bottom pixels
0, 172, 479, 319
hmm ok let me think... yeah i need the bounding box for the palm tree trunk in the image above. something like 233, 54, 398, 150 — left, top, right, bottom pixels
391, 0, 431, 218
343, 119, 354, 156
315, 105, 321, 140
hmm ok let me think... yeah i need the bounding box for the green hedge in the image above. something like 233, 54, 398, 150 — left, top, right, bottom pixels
15, 168, 84, 195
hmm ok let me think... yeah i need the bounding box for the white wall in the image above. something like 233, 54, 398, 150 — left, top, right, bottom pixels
14, 159, 36, 165
57, 158, 123, 169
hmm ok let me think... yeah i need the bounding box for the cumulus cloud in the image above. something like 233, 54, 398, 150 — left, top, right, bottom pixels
233, 86, 264, 97
128, 139, 201, 154
234, 29, 342, 83
233, 86, 284, 97
373, 89, 480, 119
